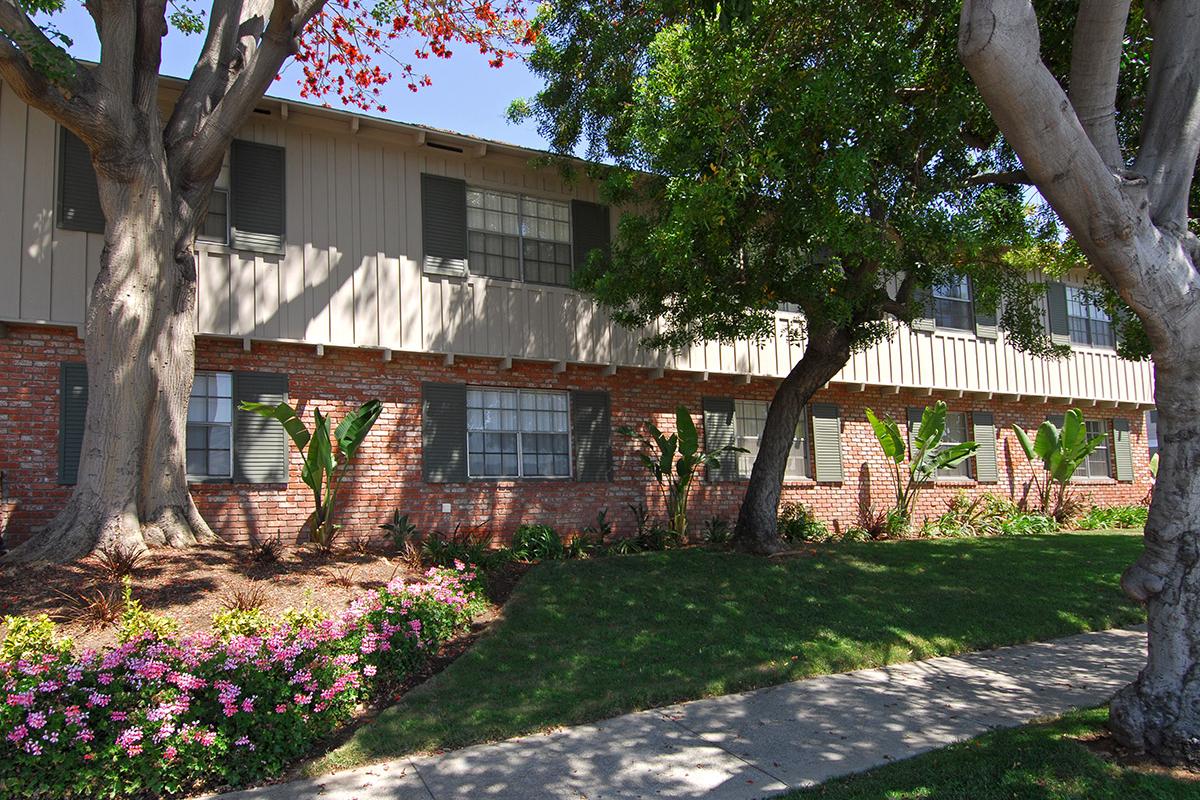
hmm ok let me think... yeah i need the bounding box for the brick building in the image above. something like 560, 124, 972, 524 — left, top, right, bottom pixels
0, 78, 1156, 547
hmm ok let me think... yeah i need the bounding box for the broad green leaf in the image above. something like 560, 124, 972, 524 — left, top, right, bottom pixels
1033, 421, 1059, 462
865, 408, 905, 463
676, 405, 699, 457
915, 401, 948, 452
932, 441, 978, 470
1061, 409, 1085, 452
334, 399, 383, 460
1012, 425, 1036, 460
239, 401, 311, 451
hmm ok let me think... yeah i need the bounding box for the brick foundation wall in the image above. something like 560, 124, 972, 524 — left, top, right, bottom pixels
0, 324, 1154, 548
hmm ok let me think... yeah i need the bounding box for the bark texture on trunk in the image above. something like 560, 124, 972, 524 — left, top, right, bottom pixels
9, 163, 214, 562
0, 1, 325, 563
1110, 357, 1200, 766
732, 329, 852, 555
958, 0, 1200, 766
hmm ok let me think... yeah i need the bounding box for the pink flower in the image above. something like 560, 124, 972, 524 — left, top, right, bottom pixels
26, 711, 46, 730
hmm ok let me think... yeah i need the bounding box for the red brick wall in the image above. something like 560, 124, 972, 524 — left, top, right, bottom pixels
0, 324, 1153, 548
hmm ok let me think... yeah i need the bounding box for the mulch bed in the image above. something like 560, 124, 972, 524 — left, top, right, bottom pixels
1074, 727, 1200, 783
0, 541, 523, 652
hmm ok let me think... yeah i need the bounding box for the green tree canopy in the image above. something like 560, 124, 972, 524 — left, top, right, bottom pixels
515, 0, 1060, 551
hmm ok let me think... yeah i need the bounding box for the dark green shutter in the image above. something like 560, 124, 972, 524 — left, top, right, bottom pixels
974, 299, 999, 340
571, 200, 611, 272
423, 382, 467, 482
911, 286, 936, 332
811, 403, 843, 483
58, 129, 104, 233
702, 397, 738, 482
973, 411, 998, 483
232, 372, 289, 483
230, 139, 285, 252
571, 390, 612, 481
59, 362, 88, 484
906, 407, 923, 458
1113, 417, 1133, 481
1046, 283, 1071, 345
422, 174, 468, 276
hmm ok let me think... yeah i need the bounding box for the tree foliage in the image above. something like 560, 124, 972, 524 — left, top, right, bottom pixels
515, 0, 1056, 356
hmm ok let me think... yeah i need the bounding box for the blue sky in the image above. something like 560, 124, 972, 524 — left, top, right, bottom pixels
42, 4, 550, 149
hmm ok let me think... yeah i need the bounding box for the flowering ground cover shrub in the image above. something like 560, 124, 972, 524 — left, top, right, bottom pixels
0, 563, 481, 799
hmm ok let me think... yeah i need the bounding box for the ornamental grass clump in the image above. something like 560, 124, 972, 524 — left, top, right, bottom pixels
0, 562, 481, 799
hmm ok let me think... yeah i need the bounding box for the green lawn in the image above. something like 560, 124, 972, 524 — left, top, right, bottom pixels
790, 707, 1197, 799
313, 532, 1146, 774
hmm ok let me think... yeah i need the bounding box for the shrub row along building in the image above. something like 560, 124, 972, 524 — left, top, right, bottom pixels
0, 79, 1156, 547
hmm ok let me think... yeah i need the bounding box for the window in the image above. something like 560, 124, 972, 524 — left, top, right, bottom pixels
1075, 419, 1112, 479
933, 276, 973, 330
466, 188, 572, 285
466, 388, 570, 478
198, 188, 229, 243
938, 411, 972, 479
1147, 410, 1158, 457
187, 372, 233, 478
466, 189, 521, 280
734, 400, 809, 480
1066, 286, 1115, 347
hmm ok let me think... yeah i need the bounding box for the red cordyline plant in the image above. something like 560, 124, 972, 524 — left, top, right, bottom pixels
296, 0, 540, 110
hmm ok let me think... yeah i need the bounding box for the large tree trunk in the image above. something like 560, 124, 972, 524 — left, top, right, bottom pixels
1110, 355, 1200, 766
7, 159, 213, 562
958, 0, 1200, 766
733, 328, 852, 555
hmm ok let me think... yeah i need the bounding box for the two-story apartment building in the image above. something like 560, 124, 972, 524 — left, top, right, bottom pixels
0, 78, 1157, 547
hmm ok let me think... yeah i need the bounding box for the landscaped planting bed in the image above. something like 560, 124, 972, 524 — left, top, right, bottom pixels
0, 542, 432, 651
0, 562, 485, 799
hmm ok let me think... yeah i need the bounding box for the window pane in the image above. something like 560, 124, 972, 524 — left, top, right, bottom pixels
186, 426, 205, 449
208, 425, 231, 449
198, 189, 228, 242
937, 412, 971, 478
209, 449, 231, 477
187, 451, 206, 475
934, 297, 973, 330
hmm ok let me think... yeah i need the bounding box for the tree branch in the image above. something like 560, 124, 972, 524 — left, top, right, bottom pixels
164, 0, 258, 153
0, 0, 98, 134
133, 0, 168, 121
958, 0, 1194, 351
966, 169, 1030, 186
93, 0, 137, 118
958, 2, 1138, 269
1068, 0, 1130, 171
1132, 0, 1200, 231
169, 0, 324, 240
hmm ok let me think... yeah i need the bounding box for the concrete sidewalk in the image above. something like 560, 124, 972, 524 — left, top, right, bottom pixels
215, 627, 1146, 800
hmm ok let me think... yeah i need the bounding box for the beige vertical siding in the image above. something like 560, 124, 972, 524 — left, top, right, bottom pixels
0, 84, 1155, 405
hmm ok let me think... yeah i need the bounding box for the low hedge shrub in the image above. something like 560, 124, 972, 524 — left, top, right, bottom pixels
1076, 504, 1149, 530
0, 563, 482, 799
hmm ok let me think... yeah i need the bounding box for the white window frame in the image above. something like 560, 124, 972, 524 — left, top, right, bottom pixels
937, 410, 972, 480
1074, 418, 1112, 479
466, 186, 573, 285
1065, 286, 1115, 348
465, 387, 572, 479
733, 399, 810, 480
932, 276, 974, 331
196, 156, 231, 245
187, 371, 234, 480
